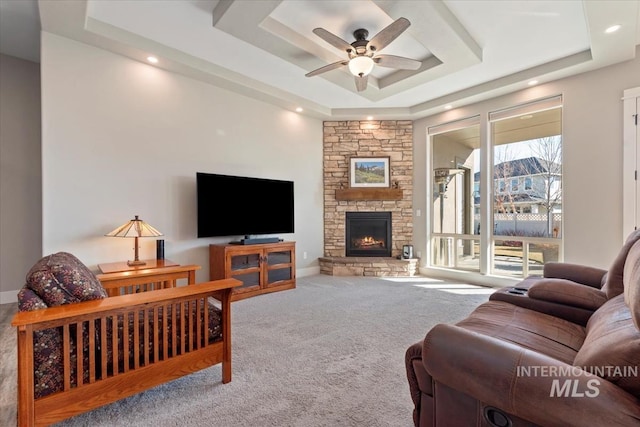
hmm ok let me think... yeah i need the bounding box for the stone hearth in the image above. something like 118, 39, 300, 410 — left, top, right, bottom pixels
319, 257, 418, 277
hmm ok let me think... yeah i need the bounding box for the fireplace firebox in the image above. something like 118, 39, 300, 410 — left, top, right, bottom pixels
345, 212, 392, 257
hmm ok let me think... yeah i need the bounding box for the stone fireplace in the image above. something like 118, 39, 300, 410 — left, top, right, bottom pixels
320, 120, 416, 276
345, 212, 392, 257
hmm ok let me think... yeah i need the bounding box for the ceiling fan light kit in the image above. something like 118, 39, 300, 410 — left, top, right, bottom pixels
348, 56, 374, 77
306, 17, 421, 92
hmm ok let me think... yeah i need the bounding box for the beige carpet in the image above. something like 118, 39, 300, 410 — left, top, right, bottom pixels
0, 274, 491, 426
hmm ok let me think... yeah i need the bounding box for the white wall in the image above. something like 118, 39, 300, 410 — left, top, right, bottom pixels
0, 54, 42, 302
40, 32, 324, 284
414, 49, 640, 275
6, 32, 637, 299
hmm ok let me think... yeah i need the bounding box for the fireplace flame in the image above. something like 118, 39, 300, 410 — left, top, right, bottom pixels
354, 236, 384, 248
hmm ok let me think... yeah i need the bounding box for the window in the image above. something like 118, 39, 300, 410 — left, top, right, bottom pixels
428, 96, 563, 279
491, 98, 563, 277
429, 117, 480, 271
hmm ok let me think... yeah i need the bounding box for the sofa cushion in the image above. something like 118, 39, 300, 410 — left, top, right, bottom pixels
26, 252, 107, 306
601, 229, 640, 299
623, 239, 640, 330
17, 287, 47, 311
103, 299, 223, 372
17, 287, 86, 399
527, 278, 608, 310
456, 301, 586, 365
574, 294, 640, 398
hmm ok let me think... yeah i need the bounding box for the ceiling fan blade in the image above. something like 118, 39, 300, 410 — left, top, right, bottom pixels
354, 75, 368, 92
305, 60, 349, 77
312, 28, 354, 53
367, 17, 411, 53
373, 54, 421, 70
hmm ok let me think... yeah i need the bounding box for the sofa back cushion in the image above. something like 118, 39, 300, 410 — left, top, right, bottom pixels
623, 238, 640, 330
20, 252, 101, 398
573, 294, 640, 398
26, 252, 106, 306
601, 229, 640, 299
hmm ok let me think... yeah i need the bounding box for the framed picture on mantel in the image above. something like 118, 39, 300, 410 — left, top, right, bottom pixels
349, 156, 390, 188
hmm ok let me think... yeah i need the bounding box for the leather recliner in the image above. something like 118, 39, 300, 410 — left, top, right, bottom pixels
406, 232, 640, 427
489, 229, 640, 325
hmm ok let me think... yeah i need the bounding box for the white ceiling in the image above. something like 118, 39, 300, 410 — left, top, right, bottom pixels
1, 0, 639, 119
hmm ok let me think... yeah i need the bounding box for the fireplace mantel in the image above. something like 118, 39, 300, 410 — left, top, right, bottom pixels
335, 188, 403, 201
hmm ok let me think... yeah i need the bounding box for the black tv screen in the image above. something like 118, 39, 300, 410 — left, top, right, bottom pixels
197, 172, 295, 238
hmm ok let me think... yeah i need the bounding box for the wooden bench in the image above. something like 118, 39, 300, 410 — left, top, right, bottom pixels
12, 270, 241, 426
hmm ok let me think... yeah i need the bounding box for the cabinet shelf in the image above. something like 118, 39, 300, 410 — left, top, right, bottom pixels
209, 241, 296, 301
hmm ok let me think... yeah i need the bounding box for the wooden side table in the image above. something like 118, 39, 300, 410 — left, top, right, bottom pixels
96, 263, 201, 297
98, 259, 179, 274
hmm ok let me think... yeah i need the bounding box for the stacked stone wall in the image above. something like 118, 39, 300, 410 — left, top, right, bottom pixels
323, 120, 413, 258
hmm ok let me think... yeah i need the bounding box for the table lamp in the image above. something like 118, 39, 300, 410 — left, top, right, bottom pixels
105, 215, 163, 266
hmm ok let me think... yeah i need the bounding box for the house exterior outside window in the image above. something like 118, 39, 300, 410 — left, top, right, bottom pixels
524, 177, 532, 190
428, 96, 563, 279
484, 156, 563, 221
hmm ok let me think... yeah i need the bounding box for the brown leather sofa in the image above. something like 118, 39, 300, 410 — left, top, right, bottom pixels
489, 229, 640, 325
406, 231, 640, 427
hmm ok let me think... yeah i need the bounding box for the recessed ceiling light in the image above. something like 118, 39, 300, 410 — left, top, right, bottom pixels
528, 80, 538, 86
295, 107, 303, 113
605, 25, 621, 34
147, 56, 159, 64
520, 114, 534, 120
444, 105, 452, 110
366, 116, 374, 120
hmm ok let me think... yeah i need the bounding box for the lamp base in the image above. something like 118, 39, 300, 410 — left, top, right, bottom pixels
127, 259, 146, 266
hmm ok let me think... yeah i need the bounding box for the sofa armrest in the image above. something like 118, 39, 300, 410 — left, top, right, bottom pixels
528, 278, 608, 310
543, 262, 607, 288
405, 341, 426, 407
423, 324, 640, 427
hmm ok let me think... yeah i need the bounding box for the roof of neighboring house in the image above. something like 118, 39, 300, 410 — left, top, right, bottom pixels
474, 157, 561, 181
474, 193, 544, 205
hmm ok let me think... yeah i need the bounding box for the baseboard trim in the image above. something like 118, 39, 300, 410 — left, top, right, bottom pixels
1, 267, 322, 305
297, 266, 320, 278
0, 289, 19, 305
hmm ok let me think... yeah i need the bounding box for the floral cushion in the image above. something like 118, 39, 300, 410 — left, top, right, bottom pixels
17, 287, 47, 311
17, 288, 87, 399
25, 252, 107, 306
18, 252, 103, 399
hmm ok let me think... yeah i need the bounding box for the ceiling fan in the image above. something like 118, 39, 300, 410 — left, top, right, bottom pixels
305, 17, 421, 92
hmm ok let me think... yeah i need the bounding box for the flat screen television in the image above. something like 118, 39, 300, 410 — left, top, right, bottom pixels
196, 172, 295, 238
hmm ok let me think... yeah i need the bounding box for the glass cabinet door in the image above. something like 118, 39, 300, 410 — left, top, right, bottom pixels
265, 249, 293, 286
229, 253, 261, 291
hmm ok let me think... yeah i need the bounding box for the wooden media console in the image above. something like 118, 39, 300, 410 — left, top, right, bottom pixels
209, 241, 296, 301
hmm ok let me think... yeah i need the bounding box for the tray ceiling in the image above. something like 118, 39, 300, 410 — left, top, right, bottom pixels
8, 0, 640, 119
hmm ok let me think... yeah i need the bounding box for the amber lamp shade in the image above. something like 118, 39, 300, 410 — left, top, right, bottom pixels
105, 215, 163, 266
